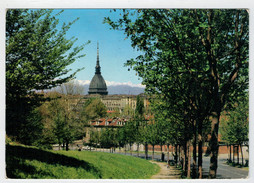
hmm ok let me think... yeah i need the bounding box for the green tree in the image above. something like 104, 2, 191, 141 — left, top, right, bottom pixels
116, 127, 127, 151
19, 108, 43, 146
146, 123, 160, 160
220, 95, 249, 165
6, 9, 89, 142
122, 105, 135, 117
81, 98, 107, 121
89, 128, 101, 151
123, 120, 137, 155
100, 128, 115, 151
105, 9, 248, 178
133, 95, 145, 156
38, 92, 85, 150
135, 95, 144, 118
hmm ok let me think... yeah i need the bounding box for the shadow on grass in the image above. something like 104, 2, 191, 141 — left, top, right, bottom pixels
6, 145, 101, 178
6, 155, 45, 178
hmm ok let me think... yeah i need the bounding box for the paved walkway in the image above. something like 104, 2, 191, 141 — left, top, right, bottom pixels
150, 161, 181, 179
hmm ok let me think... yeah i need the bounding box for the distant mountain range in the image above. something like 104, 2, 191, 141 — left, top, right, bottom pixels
48, 80, 146, 95
83, 84, 145, 95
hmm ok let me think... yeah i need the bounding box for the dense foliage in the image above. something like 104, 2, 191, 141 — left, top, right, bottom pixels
221, 96, 249, 145
105, 9, 249, 178
81, 98, 107, 120
6, 9, 88, 143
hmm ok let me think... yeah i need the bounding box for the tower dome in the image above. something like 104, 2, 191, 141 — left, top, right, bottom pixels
88, 43, 108, 95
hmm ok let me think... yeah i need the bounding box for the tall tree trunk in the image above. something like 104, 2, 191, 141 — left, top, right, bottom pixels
187, 141, 191, 178
137, 143, 139, 157
182, 146, 185, 171
172, 145, 174, 160
178, 144, 181, 167
233, 145, 235, 163
66, 140, 69, 151
175, 144, 178, 167
240, 144, 244, 166
145, 142, 148, 159
152, 145, 155, 160
209, 111, 221, 179
183, 142, 187, 172
192, 120, 197, 178
181, 144, 187, 172
160, 145, 164, 161
229, 144, 232, 162
167, 144, 170, 163
198, 118, 203, 179
130, 144, 132, 156
237, 144, 240, 164
227, 144, 229, 161
198, 137, 203, 179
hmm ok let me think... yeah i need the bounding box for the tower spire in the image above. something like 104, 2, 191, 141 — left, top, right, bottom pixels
95, 41, 101, 74
88, 41, 108, 95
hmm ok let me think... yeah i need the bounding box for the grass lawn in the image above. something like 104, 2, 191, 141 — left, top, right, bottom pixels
6, 144, 160, 179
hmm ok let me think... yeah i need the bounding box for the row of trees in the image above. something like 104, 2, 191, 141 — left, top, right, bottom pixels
220, 96, 249, 166
88, 118, 158, 158
105, 9, 249, 178
15, 86, 111, 150
86, 93, 248, 178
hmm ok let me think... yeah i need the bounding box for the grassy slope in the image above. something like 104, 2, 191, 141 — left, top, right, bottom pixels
6, 144, 160, 179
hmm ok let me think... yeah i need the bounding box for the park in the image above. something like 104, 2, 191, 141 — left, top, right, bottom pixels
5, 9, 249, 179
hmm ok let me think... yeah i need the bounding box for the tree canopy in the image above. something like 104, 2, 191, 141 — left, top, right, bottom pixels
81, 98, 107, 121
105, 9, 249, 178
220, 95, 249, 145
6, 9, 88, 141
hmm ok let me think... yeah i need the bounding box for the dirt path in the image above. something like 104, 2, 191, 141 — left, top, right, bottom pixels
150, 161, 181, 179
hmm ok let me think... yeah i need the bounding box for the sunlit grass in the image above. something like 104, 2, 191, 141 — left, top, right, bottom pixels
6, 144, 160, 179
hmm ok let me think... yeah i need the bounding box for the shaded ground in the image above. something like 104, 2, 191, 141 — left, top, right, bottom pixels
6, 145, 100, 178
6, 144, 159, 179
150, 161, 180, 179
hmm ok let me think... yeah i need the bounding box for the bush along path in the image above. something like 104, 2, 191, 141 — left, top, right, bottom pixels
150, 161, 181, 179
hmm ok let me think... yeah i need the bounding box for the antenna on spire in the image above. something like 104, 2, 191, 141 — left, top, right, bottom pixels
95, 41, 101, 74
97, 41, 99, 55
96, 41, 100, 66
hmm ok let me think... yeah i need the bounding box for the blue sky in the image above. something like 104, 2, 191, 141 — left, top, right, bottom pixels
55, 9, 143, 87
